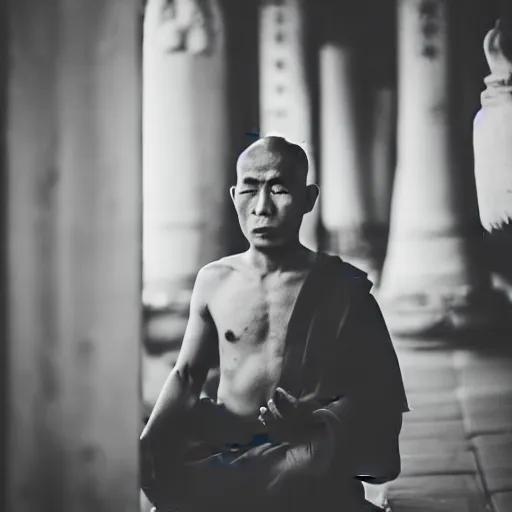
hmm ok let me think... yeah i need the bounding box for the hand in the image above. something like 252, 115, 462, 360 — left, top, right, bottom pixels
229, 422, 333, 490
258, 387, 316, 443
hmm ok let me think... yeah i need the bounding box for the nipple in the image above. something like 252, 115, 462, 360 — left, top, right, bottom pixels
225, 330, 239, 342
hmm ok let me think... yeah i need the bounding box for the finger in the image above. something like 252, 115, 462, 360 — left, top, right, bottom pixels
260, 406, 280, 431
260, 405, 275, 423
267, 444, 311, 490
258, 407, 267, 428
267, 398, 284, 421
284, 443, 313, 474
275, 387, 298, 405
274, 389, 299, 417
184, 453, 223, 467
230, 442, 284, 465
232, 443, 290, 490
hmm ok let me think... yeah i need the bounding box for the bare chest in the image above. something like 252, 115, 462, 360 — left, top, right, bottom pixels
209, 272, 306, 356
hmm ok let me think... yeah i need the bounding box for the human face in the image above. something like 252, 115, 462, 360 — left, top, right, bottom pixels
231, 159, 309, 250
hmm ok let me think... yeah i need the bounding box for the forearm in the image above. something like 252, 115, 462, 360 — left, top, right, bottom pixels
141, 365, 204, 442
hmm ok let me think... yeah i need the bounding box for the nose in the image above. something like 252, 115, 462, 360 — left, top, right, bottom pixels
253, 189, 274, 216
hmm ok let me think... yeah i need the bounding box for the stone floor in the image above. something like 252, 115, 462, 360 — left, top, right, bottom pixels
383, 329, 512, 512
142, 319, 512, 512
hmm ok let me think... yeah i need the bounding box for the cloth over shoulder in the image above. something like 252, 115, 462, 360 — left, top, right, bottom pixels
287, 252, 409, 482
290, 252, 409, 412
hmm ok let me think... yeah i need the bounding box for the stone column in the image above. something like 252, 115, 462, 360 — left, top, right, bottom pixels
143, 0, 238, 309
3, 0, 141, 510
379, 0, 501, 336
259, 0, 319, 250
319, 1, 385, 278
142, 0, 258, 407
473, 18, 512, 296
367, 0, 398, 279
367, 87, 396, 274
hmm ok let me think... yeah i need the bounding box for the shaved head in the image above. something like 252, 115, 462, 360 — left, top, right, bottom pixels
236, 136, 309, 180
230, 134, 318, 251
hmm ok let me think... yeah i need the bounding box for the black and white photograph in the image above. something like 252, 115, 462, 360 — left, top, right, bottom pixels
2, 0, 512, 511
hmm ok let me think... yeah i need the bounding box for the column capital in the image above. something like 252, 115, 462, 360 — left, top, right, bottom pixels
144, 0, 215, 55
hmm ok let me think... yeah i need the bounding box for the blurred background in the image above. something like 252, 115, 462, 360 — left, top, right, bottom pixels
140, 1, 512, 509
2, 0, 512, 511
141, 0, 511, 412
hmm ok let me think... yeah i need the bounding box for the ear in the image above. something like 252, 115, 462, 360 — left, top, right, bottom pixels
304, 184, 319, 213
229, 185, 236, 204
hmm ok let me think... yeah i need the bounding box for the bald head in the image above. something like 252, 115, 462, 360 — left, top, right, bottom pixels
236, 136, 309, 181
230, 135, 319, 248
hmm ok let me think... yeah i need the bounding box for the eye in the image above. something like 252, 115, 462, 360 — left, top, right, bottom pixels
239, 189, 257, 195
271, 187, 289, 195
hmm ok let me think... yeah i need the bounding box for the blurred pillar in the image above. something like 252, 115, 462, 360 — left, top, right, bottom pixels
379, 0, 500, 336
260, 0, 319, 250
3, 0, 141, 510
319, 1, 387, 279
369, 92, 395, 227
143, 0, 254, 309
367, 0, 398, 279
473, 14, 512, 293
367, 87, 396, 275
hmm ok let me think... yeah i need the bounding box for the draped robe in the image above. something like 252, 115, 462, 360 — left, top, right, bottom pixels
141, 252, 409, 512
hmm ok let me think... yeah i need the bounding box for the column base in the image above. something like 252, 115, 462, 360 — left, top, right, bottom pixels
375, 285, 512, 338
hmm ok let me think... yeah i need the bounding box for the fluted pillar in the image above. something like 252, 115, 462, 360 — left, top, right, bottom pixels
379, 0, 500, 336
3, 0, 141, 510
473, 18, 512, 295
143, 0, 248, 309
259, 0, 319, 250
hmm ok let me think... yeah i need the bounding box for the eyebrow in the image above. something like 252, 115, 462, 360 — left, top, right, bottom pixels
241, 176, 286, 187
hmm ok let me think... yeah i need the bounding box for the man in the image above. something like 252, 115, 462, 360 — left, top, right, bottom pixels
140, 135, 409, 512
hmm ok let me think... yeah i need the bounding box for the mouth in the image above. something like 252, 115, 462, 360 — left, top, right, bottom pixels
251, 227, 275, 235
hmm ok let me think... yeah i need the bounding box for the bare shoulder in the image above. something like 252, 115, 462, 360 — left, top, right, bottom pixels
198, 254, 245, 283
192, 254, 245, 310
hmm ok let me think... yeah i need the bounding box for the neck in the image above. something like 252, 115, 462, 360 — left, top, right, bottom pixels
246, 240, 311, 274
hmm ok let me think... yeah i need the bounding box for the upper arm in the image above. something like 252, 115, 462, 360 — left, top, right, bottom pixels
341, 291, 409, 413
340, 291, 407, 480
174, 266, 220, 389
